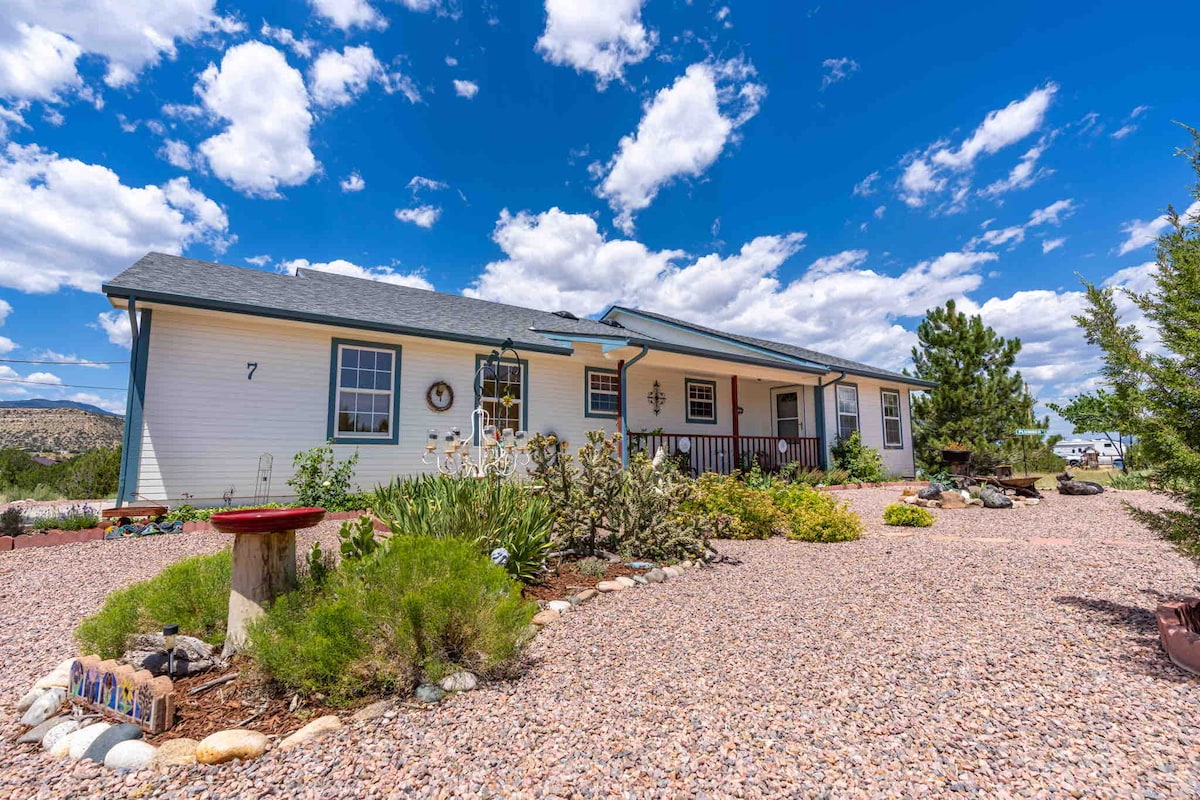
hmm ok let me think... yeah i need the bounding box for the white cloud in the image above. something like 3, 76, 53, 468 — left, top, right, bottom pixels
468, 207, 998, 370
36, 350, 112, 368
1041, 237, 1066, 254
196, 42, 318, 197
536, 0, 655, 90
279, 258, 433, 289
340, 171, 366, 192
95, 311, 134, 348
25, 371, 62, 386
245, 254, 272, 266
1129, 104, 1150, 119
407, 176, 448, 194
1117, 199, 1200, 255
0, 0, 240, 101
453, 79, 479, 99
970, 199, 1075, 250
873, 205, 886, 219
261, 23, 316, 59
820, 57, 859, 90
158, 139, 199, 170
1111, 124, 1136, 140
310, 45, 405, 108
310, 0, 386, 30
979, 138, 1051, 198
394, 205, 441, 228
597, 58, 765, 233
898, 84, 1057, 209
0, 142, 230, 294
65, 392, 126, 414
852, 171, 880, 197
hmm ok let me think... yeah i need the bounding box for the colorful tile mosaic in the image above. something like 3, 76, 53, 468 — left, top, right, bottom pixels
68, 656, 175, 733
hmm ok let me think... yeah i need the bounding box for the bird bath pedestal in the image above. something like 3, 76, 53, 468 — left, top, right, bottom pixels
209, 507, 326, 657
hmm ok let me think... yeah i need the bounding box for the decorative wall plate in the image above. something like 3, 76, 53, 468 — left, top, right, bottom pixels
426, 381, 454, 412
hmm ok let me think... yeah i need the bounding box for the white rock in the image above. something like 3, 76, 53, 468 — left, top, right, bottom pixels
595, 580, 623, 592
41, 720, 80, 751
195, 729, 269, 764
440, 671, 478, 692
546, 600, 572, 614
16, 687, 46, 711
67, 723, 112, 760
33, 659, 75, 690
20, 687, 65, 727
614, 576, 637, 588
278, 715, 343, 750
104, 740, 157, 770
663, 566, 682, 578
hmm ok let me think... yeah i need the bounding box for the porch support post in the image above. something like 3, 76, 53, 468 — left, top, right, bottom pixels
615, 359, 625, 438
814, 381, 828, 471
731, 375, 739, 467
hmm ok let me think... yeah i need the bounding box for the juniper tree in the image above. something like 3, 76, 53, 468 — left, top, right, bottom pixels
909, 299, 1035, 470
1073, 126, 1200, 561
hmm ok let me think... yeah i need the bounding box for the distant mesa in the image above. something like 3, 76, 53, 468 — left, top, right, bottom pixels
0, 399, 124, 454
0, 399, 122, 417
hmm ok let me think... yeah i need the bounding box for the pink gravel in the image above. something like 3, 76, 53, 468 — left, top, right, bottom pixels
3, 489, 1199, 798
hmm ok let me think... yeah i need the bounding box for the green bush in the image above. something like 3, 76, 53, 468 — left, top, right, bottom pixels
1108, 470, 1153, 490
882, 503, 934, 527
371, 475, 554, 583
773, 484, 863, 542
0, 448, 120, 500
288, 444, 361, 511
75, 551, 232, 657
685, 473, 783, 539
0, 506, 23, 536
830, 431, 887, 483
248, 536, 534, 703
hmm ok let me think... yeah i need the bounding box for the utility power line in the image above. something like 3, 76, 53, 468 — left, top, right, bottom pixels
0, 376, 125, 391
0, 358, 128, 365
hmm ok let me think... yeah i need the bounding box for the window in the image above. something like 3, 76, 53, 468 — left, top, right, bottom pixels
477, 355, 526, 432
836, 384, 859, 441
685, 378, 717, 424
329, 340, 400, 444
775, 390, 801, 437
586, 368, 619, 418
881, 389, 903, 448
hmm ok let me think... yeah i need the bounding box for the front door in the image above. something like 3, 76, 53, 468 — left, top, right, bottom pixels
775, 390, 801, 437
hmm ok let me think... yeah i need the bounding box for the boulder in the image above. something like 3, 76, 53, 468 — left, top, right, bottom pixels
631, 575, 648, 585
350, 699, 396, 723
18, 714, 68, 744
679, 560, 695, 569
1058, 478, 1104, 496
67, 722, 113, 760
104, 740, 157, 770
663, 566, 682, 578
917, 485, 943, 501
32, 659, 76, 690
41, 720, 81, 752
939, 492, 967, 510
614, 576, 637, 588
82, 722, 143, 763
152, 738, 199, 768
980, 485, 1014, 509
16, 687, 46, 711
576, 588, 598, 602
123, 633, 218, 677
644, 569, 666, 583
439, 671, 478, 692
901, 494, 920, 505
531, 609, 560, 626
195, 729, 269, 764
20, 687, 65, 727
546, 600, 572, 614
595, 580, 623, 592
277, 715, 343, 750
414, 684, 445, 704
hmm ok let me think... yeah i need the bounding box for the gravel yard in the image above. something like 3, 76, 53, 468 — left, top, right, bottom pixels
3, 488, 1200, 798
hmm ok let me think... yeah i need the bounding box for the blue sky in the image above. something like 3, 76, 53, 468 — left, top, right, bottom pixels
0, 0, 1195, 428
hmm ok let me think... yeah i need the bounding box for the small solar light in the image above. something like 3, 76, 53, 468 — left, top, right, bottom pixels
162, 624, 179, 677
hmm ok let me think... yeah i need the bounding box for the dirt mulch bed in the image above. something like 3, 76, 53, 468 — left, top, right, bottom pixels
149, 665, 340, 744
522, 560, 641, 603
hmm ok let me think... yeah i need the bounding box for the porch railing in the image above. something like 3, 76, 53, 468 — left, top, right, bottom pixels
627, 433, 821, 476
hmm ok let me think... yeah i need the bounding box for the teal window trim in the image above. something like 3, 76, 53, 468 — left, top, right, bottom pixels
584, 366, 619, 419
117, 306, 152, 504
474, 353, 529, 434
684, 377, 718, 425
327, 338, 402, 445
835, 382, 860, 441
880, 387, 903, 449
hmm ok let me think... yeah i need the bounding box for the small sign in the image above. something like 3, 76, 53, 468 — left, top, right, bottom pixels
1014, 428, 1047, 436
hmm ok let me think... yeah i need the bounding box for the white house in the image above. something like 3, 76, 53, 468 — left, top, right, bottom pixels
104, 253, 934, 506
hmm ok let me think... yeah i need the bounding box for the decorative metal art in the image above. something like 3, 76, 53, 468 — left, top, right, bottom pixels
422, 339, 531, 477
647, 380, 666, 416
253, 453, 273, 504
425, 380, 454, 412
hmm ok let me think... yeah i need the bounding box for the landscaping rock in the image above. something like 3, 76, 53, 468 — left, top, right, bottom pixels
104, 740, 157, 770
414, 684, 445, 704
32, 659, 75, 690
350, 699, 396, 723
939, 492, 967, 509
1025, 498, 1041, 506
663, 566, 682, 578
679, 560, 694, 569
152, 738, 199, 768
980, 485, 1014, 509
17, 714, 67, 744
917, 486, 943, 501
546, 600, 572, 614
595, 580, 623, 592
20, 687, 64, 727
41, 720, 80, 752
82, 722, 143, 763
901, 494, 920, 505
278, 715, 343, 750
195, 729, 269, 764
440, 671, 478, 692
966, 498, 984, 507
531, 609, 560, 626
67, 722, 112, 760
16, 687, 45, 711
645, 569, 666, 583
123, 633, 218, 677
576, 588, 598, 602
614, 576, 636, 588
632, 575, 648, 585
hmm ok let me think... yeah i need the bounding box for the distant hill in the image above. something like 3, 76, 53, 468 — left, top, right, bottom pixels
0, 399, 121, 417
0, 407, 124, 454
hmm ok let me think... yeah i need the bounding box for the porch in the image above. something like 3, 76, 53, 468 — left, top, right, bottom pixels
627, 432, 822, 476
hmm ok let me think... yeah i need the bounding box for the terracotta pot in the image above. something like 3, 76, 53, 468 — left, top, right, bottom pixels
1157, 599, 1200, 676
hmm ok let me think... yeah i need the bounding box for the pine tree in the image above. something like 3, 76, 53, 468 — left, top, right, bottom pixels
909, 299, 1034, 470
1074, 126, 1200, 561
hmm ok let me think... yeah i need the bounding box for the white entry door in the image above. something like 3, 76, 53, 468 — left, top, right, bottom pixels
774, 389, 802, 437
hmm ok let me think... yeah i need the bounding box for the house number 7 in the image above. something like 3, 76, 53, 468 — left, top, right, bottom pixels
247, 362, 258, 380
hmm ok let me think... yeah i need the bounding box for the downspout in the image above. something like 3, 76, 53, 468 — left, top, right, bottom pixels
814, 371, 847, 471
618, 346, 649, 467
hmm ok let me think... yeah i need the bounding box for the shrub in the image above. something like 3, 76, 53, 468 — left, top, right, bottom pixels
772, 484, 863, 542
830, 431, 887, 483
164, 503, 288, 524
288, 444, 360, 511
576, 556, 608, 577
75, 551, 232, 657
371, 475, 554, 583
883, 503, 934, 527
338, 515, 380, 563
30, 503, 100, 531
684, 473, 782, 540
248, 536, 534, 703
0, 506, 23, 536
1108, 470, 1152, 490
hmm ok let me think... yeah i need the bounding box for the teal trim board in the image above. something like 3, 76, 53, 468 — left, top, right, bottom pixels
116, 306, 152, 504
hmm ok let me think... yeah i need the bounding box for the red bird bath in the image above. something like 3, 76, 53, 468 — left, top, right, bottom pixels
210, 507, 326, 656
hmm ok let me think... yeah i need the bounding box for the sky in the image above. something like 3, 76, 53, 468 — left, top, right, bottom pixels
0, 0, 1195, 429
